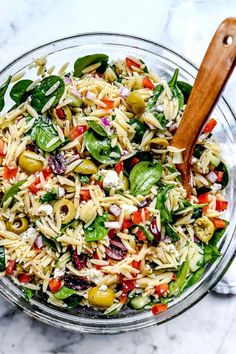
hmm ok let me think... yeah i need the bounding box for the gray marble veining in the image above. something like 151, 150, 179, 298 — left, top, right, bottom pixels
0, 0, 235, 353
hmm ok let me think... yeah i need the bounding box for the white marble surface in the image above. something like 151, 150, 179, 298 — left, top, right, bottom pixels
0, 0, 236, 353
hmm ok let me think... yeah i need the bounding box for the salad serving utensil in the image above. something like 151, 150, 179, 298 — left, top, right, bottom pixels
172, 17, 236, 197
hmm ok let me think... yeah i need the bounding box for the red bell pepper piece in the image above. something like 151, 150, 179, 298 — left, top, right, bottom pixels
214, 171, 224, 182
122, 279, 136, 293
99, 98, 114, 110
137, 229, 146, 241
80, 189, 91, 201
125, 57, 140, 70
212, 218, 226, 229
216, 200, 228, 212
48, 278, 62, 293
114, 161, 123, 175
0, 139, 5, 156
3, 166, 18, 180
29, 167, 52, 194
122, 219, 133, 229
155, 283, 168, 296
143, 76, 154, 90
151, 303, 168, 315
5, 260, 16, 275
130, 157, 140, 167
69, 125, 87, 141
132, 260, 141, 270
203, 118, 217, 134
131, 209, 150, 224
18, 274, 31, 284
198, 192, 209, 214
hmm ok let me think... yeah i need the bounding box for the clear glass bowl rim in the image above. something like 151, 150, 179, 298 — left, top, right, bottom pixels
0, 32, 235, 334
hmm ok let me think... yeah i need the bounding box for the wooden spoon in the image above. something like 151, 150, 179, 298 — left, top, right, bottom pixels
171, 17, 236, 197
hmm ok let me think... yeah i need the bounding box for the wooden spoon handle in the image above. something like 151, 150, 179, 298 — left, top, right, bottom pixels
172, 17, 236, 195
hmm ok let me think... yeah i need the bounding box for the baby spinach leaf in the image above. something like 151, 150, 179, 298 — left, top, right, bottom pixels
84, 214, 108, 242
1, 180, 26, 207
31, 117, 62, 152
41, 235, 59, 251
54, 286, 76, 300
203, 244, 221, 264
177, 81, 192, 103
156, 184, 175, 223
74, 54, 109, 77
153, 112, 168, 129
165, 223, 180, 241
0, 76, 12, 112
129, 118, 147, 142
40, 192, 58, 203
130, 161, 162, 196
168, 259, 190, 296
10, 79, 33, 106
193, 144, 205, 159
61, 220, 78, 233
209, 221, 228, 246
0, 246, 6, 272
64, 294, 83, 308
79, 175, 90, 184
89, 121, 108, 137
31, 75, 65, 112
216, 162, 229, 189
22, 287, 34, 301
83, 130, 121, 164
182, 266, 205, 291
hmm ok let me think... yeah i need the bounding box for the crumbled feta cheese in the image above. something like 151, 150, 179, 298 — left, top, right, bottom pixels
99, 284, 108, 291
36, 204, 53, 216
58, 186, 65, 197
103, 170, 120, 189
54, 268, 65, 278
89, 269, 103, 284
22, 227, 38, 241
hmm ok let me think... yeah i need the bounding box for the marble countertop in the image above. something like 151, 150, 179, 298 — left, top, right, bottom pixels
0, 0, 236, 353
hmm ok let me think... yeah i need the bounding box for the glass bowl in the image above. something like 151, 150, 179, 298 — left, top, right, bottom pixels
0, 33, 235, 334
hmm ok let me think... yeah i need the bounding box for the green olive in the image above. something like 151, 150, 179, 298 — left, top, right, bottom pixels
6, 217, 29, 235
122, 175, 129, 190
53, 106, 72, 128
74, 160, 98, 174
88, 286, 114, 308
148, 138, 169, 148
126, 91, 145, 114
53, 198, 76, 224
193, 216, 215, 243
66, 93, 83, 108
18, 151, 43, 174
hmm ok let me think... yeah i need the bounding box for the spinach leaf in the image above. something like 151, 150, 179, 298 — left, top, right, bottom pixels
129, 118, 147, 142
31, 75, 65, 112
40, 192, 57, 203
22, 287, 34, 301
182, 266, 205, 291
41, 235, 59, 251
84, 214, 108, 242
79, 175, 90, 184
168, 259, 190, 296
64, 294, 83, 308
83, 130, 121, 164
54, 286, 76, 300
156, 185, 175, 223
61, 220, 78, 233
0, 246, 6, 272
203, 244, 221, 264
177, 81, 192, 103
140, 59, 149, 73
0, 76, 12, 112
209, 221, 228, 246
1, 180, 26, 207
193, 144, 205, 159
153, 112, 168, 129
130, 161, 162, 196
136, 225, 154, 242
31, 117, 62, 152
216, 162, 229, 189
10, 79, 33, 106
89, 121, 108, 137
165, 223, 180, 241
74, 54, 109, 77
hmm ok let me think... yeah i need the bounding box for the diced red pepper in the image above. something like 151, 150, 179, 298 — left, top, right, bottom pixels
0, 139, 5, 156
108, 229, 116, 238
198, 192, 209, 214
131, 208, 150, 224
94, 180, 103, 188
42, 166, 52, 179
214, 171, 224, 182
3, 166, 18, 180
114, 161, 124, 175
18, 274, 31, 284
203, 118, 217, 134
143, 76, 154, 90
48, 278, 62, 293
122, 218, 133, 229
69, 125, 87, 141
155, 283, 169, 296
151, 303, 168, 315
55, 107, 66, 119
172, 273, 177, 281
5, 260, 16, 275
130, 157, 140, 168
80, 189, 91, 201
137, 229, 146, 241
216, 200, 228, 212
132, 260, 141, 270
122, 279, 136, 293
29, 167, 52, 194
125, 57, 140, 70
212, 218, 226, 229
99, 98, 114, 110
96, 72, 103, 78
120, 292, 128, 303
